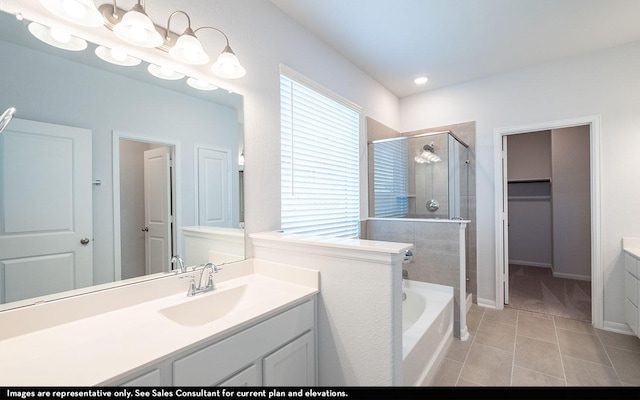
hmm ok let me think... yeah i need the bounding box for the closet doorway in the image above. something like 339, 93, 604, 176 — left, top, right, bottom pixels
506, 127, 590, 321
494, 116, 602, 327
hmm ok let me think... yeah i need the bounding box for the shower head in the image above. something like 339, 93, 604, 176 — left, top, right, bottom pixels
0, 107, 16, 133
414, 142, 441, 164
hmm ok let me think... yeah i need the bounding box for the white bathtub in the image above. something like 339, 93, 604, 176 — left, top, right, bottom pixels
402, 280, 454, 386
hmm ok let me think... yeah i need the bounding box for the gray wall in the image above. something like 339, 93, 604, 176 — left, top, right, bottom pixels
551, 126, 591, 280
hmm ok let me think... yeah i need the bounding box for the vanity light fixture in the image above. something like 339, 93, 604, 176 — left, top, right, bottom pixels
195, 26, 246, 79
95, 45, 141, 66
28, 21, 88, 51
112, 1, 163, 48
147, 63, 184, 80
186, 77, 218, 91
38, 0, 104, 27
165, 11, 209, 65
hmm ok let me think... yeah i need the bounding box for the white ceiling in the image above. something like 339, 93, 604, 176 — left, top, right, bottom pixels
270, 0, 640, 98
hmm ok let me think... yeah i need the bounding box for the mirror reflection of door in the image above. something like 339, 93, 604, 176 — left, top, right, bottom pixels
196, 146, 231, 227
0, 119, 93, 303
119, 139, 175, 280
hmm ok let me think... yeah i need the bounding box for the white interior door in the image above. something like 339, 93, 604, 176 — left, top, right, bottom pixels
143, 147, 171, 275
197, 147, 231, 227
501, 135, 510, 304
0, 118, 92, 303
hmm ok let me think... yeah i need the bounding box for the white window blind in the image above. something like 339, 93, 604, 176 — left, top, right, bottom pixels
372, 139, 409, 217
280, 72, 360, 238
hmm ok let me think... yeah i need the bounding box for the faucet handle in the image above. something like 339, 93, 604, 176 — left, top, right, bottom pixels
188, 276, 197, 296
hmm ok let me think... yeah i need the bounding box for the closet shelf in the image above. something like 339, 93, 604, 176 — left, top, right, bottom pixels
508, 195, 551, 201
508, 178, 551, 184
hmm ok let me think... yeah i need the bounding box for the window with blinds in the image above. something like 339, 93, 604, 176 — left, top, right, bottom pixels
372, 139, 409, 217
280, 72, 361, 238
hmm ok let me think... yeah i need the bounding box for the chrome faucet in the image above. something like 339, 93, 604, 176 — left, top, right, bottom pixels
171, 255, 187, 273
188, 262, 221, 297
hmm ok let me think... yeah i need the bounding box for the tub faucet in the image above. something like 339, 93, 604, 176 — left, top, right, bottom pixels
171, 255, 186, 273
188, 263, 220, 296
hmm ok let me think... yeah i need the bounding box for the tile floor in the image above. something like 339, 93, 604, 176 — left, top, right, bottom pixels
431, 305, 640, 386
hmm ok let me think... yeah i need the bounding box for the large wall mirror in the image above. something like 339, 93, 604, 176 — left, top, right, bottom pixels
0, 7, 245, 311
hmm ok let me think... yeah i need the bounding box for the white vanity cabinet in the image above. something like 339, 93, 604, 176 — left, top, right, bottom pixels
120, 367, 166, 386
624, 252, 640, 337
113, 298, 316, 387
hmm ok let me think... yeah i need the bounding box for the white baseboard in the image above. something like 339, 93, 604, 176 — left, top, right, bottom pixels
509, 260, 552, 268
476, 297, 498, 309
603, 320, 635, 336
552, 271, 591, 281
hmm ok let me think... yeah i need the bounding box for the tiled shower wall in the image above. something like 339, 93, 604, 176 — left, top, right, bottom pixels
366, 118, 477, 305
366, 219, 467, 338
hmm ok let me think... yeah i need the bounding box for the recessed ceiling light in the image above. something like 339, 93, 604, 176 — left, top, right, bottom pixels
414, 76, 428, 85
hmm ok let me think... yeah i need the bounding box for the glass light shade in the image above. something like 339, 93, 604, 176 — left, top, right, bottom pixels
211, 46, 246, 79
147, 64, 184, 80
113, 5, 163, 48
0, 107, 16, 134
186, 77, 218, 91
28, 22, 87, 51
39, 0, 104, 27
95, 46, 141, 66
169, 32, 209, 65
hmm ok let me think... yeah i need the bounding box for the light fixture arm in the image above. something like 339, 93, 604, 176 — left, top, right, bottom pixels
165, 10, 192, 41
194, 26, 230, 47
110, 0, 146, 19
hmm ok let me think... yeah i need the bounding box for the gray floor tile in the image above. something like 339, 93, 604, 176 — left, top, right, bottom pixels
445, 333, 474, 363
557, 329, 611, 366
511, 366, 565, 386
459, 343, 513, 386
475, 320, 516, 352
596, 329, 640, 352
554, 316, 595, 334
605, 346, 640, 386
562, 355, 622, 386
430, 358, 462, 386
482, 307, 518, 327
514, 335, 564, 378
517, 313, 557, 343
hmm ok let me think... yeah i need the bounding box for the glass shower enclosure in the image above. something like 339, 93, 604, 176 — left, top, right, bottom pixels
368, 130, 469, 220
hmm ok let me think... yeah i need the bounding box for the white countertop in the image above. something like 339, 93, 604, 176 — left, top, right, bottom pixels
623, 237, 640, 259
0, 259, 319, 386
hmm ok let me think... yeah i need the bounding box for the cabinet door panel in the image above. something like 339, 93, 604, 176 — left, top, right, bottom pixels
263, 331, 315, 386
218, 364, 260, 386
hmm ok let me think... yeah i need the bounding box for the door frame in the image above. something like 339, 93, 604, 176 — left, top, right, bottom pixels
112, 130, 181, 281
493, 115, 602, 329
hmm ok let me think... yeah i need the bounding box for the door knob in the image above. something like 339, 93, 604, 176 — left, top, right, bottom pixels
142, 227, 149, 232
80, 237, 91, 245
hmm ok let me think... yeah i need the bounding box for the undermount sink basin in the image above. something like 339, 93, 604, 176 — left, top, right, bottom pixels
158, 283, 273, 327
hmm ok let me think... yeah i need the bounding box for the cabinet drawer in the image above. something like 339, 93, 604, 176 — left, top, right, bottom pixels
625, 272, 639, 306
173, 300, 314, 386
625, 253, 640, 278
